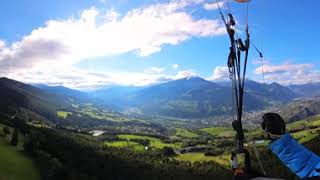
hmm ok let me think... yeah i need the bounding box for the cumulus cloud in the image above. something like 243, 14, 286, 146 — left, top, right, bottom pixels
0, 1, 226, 88
207, 65, 229, 81
254, 62, 320, 85
1, 1, 224, 63
172, 64, 179, 69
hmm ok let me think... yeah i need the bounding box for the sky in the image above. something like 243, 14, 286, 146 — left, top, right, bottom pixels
0, 0, 319, 90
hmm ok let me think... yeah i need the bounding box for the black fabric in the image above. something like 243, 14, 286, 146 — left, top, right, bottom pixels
234, 175, 249, 180
261, 113, 286, 135
228, 13, 236, 26
237, 39, 247, 51
228, 48, 235, 68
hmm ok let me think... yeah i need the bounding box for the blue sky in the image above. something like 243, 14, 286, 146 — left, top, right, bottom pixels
0, 0, 319, 89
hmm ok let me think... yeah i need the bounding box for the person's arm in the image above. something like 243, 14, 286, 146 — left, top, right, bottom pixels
269, 133, 320, 179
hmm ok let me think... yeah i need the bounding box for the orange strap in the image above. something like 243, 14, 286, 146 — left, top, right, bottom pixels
234, 168, 246, 176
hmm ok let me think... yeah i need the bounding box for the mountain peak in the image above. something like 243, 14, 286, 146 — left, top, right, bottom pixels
270, 82, 282, 87
179, 76, 208, 82
180, 76, 201, 80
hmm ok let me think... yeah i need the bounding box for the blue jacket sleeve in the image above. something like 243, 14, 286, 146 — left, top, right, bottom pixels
269, 133, 320, 179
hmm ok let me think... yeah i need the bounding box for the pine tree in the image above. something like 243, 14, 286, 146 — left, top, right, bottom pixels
11, 128, 19, 146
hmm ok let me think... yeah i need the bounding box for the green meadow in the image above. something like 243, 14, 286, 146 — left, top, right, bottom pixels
175, 128, 199, 138
57, 111, 72, 119
0, 136, 40, 180
200, 127, 236, 137
117, 134, 182, 149
104, 141, 145, 151
175, 153, 230, 167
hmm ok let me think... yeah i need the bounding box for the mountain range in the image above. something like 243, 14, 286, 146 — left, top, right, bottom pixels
288, 82, 320, 98
89, 77, 301, 119
1, 76, 320, 124
33, 84, 88, 100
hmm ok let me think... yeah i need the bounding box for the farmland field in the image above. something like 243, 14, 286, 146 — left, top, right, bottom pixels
287, 115, 320, 143
291, 127, 320, 143
287, 115, 320, 130
118, 134, 182, 149
175, 128, 199, 138
175, 153, 230, 167
200, 127, 235, 137
104, 141, 144, 151
57, 111, 72, 119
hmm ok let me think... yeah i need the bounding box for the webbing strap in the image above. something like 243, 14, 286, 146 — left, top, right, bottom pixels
252, 143, 267, 176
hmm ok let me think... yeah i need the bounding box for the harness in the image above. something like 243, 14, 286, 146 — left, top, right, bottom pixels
216, 0, 252, 178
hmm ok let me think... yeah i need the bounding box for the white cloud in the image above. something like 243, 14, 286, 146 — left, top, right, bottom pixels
6, 67, 157, 89
0, 1, 226, 88
173, 69, 198, 79
252, 58, 270, 65
207, 65, 229, 81
144, 66, 166, 74
203, 1, 224, 10
0, 40, 5, 49
104, 8, 121, 21
172, 64, 179, 69
5, 67, 200, 90
254, 62, 320, 85
255, 63, 314, 75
